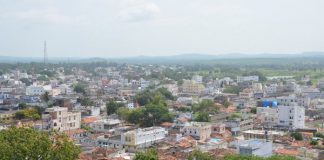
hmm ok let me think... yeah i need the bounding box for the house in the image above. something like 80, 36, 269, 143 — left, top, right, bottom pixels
278, 105, 305, 129
181, 122, 211, 141
236, 139, 272, 157
237, 76, 259, 83
90, 119, 121, 132
42, 106, 81, 131
225, 117, 254, 136
121, 127, 168, 151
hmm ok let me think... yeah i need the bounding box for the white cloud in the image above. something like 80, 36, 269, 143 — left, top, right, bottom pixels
119, 0, 160, 22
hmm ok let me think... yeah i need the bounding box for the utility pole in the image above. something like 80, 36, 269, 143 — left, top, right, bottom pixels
44, 40, 48, 64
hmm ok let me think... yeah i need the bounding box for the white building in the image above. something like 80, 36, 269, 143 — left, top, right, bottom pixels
42, 106, 81, 131
237, 139, 272, 157
192, 75, 203, 84
90, 119, 121, 132
26, 85, 45, 95
276, 94, 310, 108
181, 122, 211, 141
278, 105, 305, 129
121, 127, 168, 151
237, 76, 259, 83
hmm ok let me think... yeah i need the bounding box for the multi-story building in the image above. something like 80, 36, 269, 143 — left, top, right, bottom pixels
192, 75, 203, 84
276, 94, 310, 108
237, 76, 259, 83
237, 139, 272, 157
181, 122, 211, 141
121, 127, 168, 151
278, 105, 305, 129
256, 107, 279, 127
225, 117, 254, 136
182, 80, 205, 95
26, 85, 45, 96
242, 130, 285, 141
42, 106, 81, 131
90, 119, 121, 132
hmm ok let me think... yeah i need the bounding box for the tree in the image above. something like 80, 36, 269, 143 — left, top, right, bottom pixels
73, 83, 86, 94
134, 148, 158, 160
0, 127, 80, 160
290, 132, 303, 141
223, 85, 239, 94
250, 107, 257, 114
127, 108, 144, 124
106, 101, 124, 115
188, 150, 213, 160
156, 87, 176, 100
79, 97, 95, 106
192, 99, 218, 113
310, 140, 318, 146
41, 91, 51, 105
195, 112, 210, 122
15, 108, 41, 120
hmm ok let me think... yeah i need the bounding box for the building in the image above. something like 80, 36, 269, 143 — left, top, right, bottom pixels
237, 139, 272, 157
182, 80, 205, 95
181, 122, 211, 141
278, 105, 305, 129
276, 94, 310, 108
90, 119, 121, 132
242, 130, 285, 141
237, 76, 259, 83
225, 118, 254, 136
42, 106, 81, 131
121, 127, 168, 151
256, 107, 279, 127
192, 75, 203, 84
26, 85, 45, 96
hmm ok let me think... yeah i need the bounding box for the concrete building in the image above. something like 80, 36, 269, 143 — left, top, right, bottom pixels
237, 139, 272, 157
42, 106, 81, 131
181, 122, 211, 141
278, 105, 305, 129
192, 75, 203, 84
225, 118, 254, 136
26, 85, 45, 96
256, 107, 279, 127
182, 80, 205, 95
237, 76, 259, 83
276, 94, 310, 108
242, 130, 285, 141
121, 127, 168, 151
90, 119, 121, 132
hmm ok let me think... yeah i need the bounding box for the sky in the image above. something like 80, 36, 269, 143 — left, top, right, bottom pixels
0, 0, 324, 57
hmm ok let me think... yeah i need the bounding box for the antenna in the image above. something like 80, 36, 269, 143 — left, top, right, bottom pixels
44, 40, 48, 64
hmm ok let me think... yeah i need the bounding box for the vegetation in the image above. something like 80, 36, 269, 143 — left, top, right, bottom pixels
134, 148, 158, 160
0, 127, 80, 160
310, 140, 318, 146
15, 108, 41, 120
73, 83, 86, 94
194, 112, 210, 122
290, 132, 303, 141
106, 100, 125, 115
188, 150, 213, 160
79, 97, 95, 106
192, 99, 219, 113
223, 85, 240, 94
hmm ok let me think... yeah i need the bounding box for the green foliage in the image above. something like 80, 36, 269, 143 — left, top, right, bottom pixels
73, 83, 86, 94
250, 107, 257, 114
156, 87, 176, 100
223, 85, 240, 94
224, 155, 296, 160
310, 140, 318, 146
134, 148, 158, 160
117, 107, 131, 120
81, 123, 92, 131
0, 127, 80, 160
192, 100, 218, 113
18, 103, 27, 109
37, 75, 49, 81
194, 112, 210, 122
188, 150, 213, 160
229, 112, 242, 120
20, 78, 32, 86
41, 91, 51, 103
106, 100, 125, 115
79, 97, 95, 106
314, 132, 324, 138
127, 108, 144, 124
290, 132, 303, 141
15, 108, 41, 120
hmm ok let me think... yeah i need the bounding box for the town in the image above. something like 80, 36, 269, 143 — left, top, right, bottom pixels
1, 60, 324, 160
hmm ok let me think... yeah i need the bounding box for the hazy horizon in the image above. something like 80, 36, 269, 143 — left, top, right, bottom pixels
1, 0, 324, 57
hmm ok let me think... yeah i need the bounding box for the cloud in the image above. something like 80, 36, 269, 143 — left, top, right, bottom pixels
119, 0, 160, 22
0, 8, 79, 25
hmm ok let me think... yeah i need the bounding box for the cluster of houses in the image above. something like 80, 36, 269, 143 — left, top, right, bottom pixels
1, 66, 324, 160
